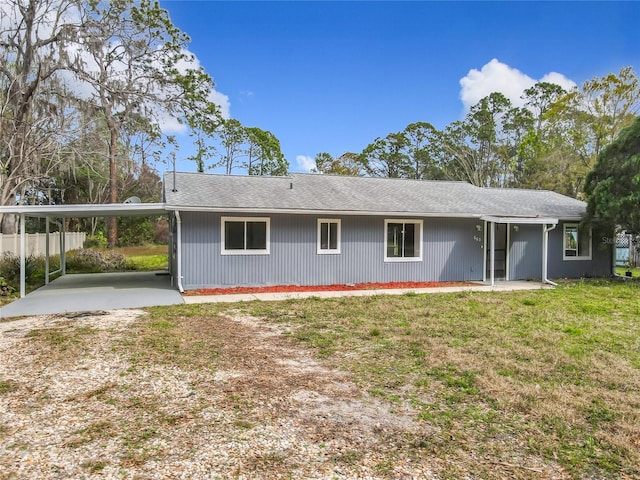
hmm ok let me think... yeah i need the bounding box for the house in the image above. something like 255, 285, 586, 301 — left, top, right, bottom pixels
163, 172, 612, 291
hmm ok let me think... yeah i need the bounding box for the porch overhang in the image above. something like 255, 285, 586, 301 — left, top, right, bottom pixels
480, 215, 558, 225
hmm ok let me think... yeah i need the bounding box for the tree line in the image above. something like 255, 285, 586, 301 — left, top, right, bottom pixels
314, 67, 639, 201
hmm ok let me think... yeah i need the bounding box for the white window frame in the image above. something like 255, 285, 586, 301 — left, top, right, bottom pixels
384, 219, 423, 262
317, 218, 341, 254
563, 223, 592, 261
221, 216, 270, 255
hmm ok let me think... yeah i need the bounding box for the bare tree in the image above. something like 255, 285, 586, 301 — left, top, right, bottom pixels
0, 0, 83, 232
1, 0, 221, 245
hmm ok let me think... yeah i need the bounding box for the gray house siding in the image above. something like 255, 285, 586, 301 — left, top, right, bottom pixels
548, 221, 612, 278
509, 224, 543, 280
178, 212, 485, 289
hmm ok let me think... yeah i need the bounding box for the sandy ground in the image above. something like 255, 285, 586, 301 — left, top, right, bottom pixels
0, 309, 441, 479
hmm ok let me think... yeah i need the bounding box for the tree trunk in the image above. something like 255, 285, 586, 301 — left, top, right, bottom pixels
1, 214, 17, 234
107, 127, 118, 248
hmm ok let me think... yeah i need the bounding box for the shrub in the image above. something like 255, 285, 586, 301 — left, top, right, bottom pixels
117, 217, 155, 246
66, 249, 127, 273
154, 218, 170, 244
0, 252, 41, 286
0, 276, 14, 296
0, 252, 20, 287
83, 232, 107, 249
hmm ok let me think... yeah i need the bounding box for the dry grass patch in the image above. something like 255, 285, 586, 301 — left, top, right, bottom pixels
241, 280, 640, 478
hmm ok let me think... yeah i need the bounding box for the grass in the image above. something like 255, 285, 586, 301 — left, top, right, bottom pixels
615, 266, 640, 277
99, 245, 168, 271
0, 380, 15, 394
11, 278, 639, 478
211, 279, 639, 478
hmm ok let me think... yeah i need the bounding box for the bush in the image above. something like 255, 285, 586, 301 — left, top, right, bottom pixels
83, 232, 107, 249
0, 252, 20, 287
117, 217, 155, 247
0, 252, 41, 286
0, 252, 51, 293
66, 249, 128, 273
154, 218, 169, 244
0, 276, 14, 296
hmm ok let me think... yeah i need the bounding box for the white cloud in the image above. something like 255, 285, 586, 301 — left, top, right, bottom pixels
539, 71, 577, 92
208, 89, 231, 120
296, 155, 316, 173
459, 58, 576, 110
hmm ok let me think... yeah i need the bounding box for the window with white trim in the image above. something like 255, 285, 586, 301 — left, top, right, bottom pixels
563, 223, 591, 260
384, 219, 423, 262
317, 219, 341, 254
221, 217, 270, 255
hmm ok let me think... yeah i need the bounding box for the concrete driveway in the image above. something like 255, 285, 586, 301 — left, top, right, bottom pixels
0, 271, 184, 319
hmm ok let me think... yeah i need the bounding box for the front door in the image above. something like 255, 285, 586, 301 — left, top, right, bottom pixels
486, 223, 508, 280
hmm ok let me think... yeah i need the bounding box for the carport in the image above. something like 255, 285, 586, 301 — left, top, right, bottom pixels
0, 202, 184, 318
0, 271, 184, 318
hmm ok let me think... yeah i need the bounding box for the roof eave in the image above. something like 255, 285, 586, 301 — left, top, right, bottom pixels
0, 203, 167, 218
164, 205, 485, 218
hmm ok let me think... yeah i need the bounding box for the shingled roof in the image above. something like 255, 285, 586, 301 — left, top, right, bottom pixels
164, 172, 586, 220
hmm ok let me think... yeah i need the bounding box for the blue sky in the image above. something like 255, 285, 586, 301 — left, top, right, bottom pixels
160, 1, 640, 173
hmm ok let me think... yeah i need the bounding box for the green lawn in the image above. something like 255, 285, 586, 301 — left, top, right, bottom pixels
108, 245, 168, 271
149, 279, 640, 478
615, 266, 640, 277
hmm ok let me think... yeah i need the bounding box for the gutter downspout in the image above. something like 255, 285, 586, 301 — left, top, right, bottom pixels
543, 223, 558, 286
174, 210, 184, 293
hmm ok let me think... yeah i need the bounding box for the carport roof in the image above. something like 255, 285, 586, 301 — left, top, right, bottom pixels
0, 203, 167, 218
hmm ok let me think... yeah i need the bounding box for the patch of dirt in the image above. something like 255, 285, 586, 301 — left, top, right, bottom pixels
185, 281, 474, 296
0, 309, 440, 479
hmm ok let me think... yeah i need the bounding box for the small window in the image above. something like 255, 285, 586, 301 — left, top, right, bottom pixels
317, 219, 341, 254
221, 217, 270, 255
384, 219, 423, 262
563, 223, 591, 260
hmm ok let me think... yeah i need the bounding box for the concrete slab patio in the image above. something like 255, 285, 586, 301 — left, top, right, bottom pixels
0, 271, 184, 319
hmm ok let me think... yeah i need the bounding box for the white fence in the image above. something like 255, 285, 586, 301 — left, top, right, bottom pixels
0, 232, 86, 257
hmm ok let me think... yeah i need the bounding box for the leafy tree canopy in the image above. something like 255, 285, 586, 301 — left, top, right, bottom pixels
584, 116, 640, 233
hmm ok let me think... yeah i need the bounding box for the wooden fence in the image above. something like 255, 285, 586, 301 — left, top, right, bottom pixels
0, 232, 86, 257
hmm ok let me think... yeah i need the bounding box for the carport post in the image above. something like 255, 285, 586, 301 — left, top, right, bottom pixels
45, 217, 50, 284
542, 223, 557, 286
482, 220, 487, 282
19, 213, 25, 298
490, 221, 495, 287
61, 219, 66, 276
